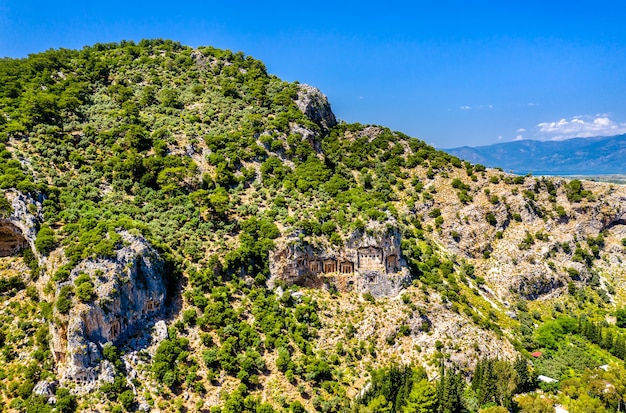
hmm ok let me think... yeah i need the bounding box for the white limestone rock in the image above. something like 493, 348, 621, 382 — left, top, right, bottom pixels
50, 231, 168, 391
33, 380, 57, 398
294, 84, 337, 132
153, 320, 169, 343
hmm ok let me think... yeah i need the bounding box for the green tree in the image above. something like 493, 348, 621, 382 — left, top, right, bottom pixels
118, 390, 135, 410
276, 347, 291, 372
535, 321, 563, 350
159, 88, 181, 108
151, 336, 190, 387
157, 166, 188, 193
74, 274, 94, 302
209, 186, 230, 216
514, 356, 534, 394
565, 179, 592, 202
55, 388, 77, 413
357, 364, 421, 412
0, 194, 12, 218
56, 285, 73, 314
479, 407, 508, 413
35, 224, 57, 255
403, 379, 438, 413
364, 395, 393, 413
514, 394, 553, 413
438, 365, 465, 413
472, 358, 496, 406
616, 308, 626, 328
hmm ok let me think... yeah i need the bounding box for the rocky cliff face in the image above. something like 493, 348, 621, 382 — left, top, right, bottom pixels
294, 84, 337, 132
50, 231, 167, 390
270, 222, 410, 297
0, 190, 42, 258
289, 84, 339, 154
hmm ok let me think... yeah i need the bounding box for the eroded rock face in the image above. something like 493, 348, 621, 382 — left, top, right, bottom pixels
0, 221, 27, 256
0, 191, 43, 258
51, 231, 167, 390
9, 190, 41, 238
294, 84, 337, 132
270, 222, 410, 297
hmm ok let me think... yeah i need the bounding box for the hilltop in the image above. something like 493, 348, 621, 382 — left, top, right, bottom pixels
0, 40, 626, 412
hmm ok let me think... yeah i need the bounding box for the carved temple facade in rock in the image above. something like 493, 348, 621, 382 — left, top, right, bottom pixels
283, 246, 396, 278
269, 228, 411, 297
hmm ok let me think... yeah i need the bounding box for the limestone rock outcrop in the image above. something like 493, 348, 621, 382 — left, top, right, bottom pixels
0, 190, 42, 258
50, 231, 167, 389
270, 222, 410, 297
294, 84, 337, 132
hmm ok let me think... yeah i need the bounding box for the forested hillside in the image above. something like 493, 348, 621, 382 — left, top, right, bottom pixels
1, 40, 626, 413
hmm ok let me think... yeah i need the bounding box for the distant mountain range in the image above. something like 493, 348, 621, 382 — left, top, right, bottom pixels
444, 134, 626, 175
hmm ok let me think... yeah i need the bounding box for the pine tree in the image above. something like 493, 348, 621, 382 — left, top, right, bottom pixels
493, 359, 517, 407
403, 379, 438, 413
358, 364, 421, 412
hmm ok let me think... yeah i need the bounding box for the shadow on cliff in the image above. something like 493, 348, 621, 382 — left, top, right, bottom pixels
161, 250, 186, 321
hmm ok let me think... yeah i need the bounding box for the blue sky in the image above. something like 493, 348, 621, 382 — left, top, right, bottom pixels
1, 1, 625, 148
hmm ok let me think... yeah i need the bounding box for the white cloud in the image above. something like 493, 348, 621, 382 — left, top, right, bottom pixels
537, 115, 626, 140
460, 105, 471, 110
497, 135, 503, 140
514, 135, 525, 141
516, 128, 526, 133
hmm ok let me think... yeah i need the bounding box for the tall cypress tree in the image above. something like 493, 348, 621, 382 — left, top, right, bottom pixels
471, 359, 483, 392
513, 356, 533, 394
476, 358, 496, 406
438, 363, 465, 413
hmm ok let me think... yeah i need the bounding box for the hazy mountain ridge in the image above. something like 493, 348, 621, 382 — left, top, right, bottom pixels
445, 134, 626, 175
